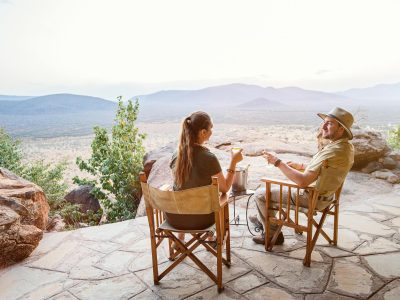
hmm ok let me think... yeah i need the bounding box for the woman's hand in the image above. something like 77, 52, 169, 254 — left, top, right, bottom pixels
231, 148, 243, 164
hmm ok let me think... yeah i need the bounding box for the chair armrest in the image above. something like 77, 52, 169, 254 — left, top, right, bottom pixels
219, 193, 229, 208
261, 177, 315, 190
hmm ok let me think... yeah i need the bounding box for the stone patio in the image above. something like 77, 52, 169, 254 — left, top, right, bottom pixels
1, 191, 400, 300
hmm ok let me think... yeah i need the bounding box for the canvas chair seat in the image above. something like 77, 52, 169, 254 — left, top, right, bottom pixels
158, 219, 216, 234
140, 172, 231, 292
261, 177, 344, 267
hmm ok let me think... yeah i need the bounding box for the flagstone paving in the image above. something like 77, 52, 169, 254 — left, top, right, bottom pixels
1, 193, 400, 300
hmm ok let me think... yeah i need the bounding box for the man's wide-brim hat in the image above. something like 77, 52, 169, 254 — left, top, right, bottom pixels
317, 107, 354, 140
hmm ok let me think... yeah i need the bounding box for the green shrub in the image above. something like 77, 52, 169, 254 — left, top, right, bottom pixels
74, 98, 146, 222
388, 125, 400, 149
0, 128, 23, 174
58, 202, 103, 229
22, 160, 68, 209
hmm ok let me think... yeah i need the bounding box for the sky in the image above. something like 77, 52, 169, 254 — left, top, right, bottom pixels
1, 0, 400, 100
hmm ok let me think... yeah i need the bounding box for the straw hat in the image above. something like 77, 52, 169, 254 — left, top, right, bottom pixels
317, 107, 354, 140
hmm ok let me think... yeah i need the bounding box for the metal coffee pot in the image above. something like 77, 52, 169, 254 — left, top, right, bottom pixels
232, 164, 250, 192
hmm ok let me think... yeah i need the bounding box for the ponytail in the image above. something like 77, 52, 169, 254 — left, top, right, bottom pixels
174, 112, 212, 188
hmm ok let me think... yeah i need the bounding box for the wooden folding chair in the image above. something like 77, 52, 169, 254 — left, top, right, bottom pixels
139, 172, 231, 292
261, 177, 343, 267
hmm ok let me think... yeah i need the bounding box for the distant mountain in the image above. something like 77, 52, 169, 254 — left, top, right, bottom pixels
135, 83, 349, 109
0, 95, 33, 101
0, 93, 117, 115
237, 97, 283, 109
337, 82, 400, 104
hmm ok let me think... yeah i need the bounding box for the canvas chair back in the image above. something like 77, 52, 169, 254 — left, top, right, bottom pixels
141, 183, 220, 214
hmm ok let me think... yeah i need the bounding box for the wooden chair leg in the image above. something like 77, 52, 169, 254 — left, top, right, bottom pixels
303, 209, 314, 267
333, 203, 339, 245
224, 204, 231, 265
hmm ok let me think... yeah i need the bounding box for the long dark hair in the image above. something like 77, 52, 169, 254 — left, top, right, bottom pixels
174, 111, 212, 188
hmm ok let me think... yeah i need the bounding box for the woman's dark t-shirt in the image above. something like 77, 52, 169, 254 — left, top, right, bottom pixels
166, 145, 222, 229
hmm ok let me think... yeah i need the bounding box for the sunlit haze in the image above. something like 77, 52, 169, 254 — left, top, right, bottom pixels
1, 0, 400, 99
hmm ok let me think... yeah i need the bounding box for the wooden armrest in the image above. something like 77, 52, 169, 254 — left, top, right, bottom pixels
261, 177, 315, 190
219, 193, 229, 207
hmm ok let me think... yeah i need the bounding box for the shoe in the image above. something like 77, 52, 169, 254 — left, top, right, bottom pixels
252, 232, 284, 246
249, 215, 264, 230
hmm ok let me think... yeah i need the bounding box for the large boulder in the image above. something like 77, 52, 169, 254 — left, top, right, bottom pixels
64, 185, 101, 213
0, 168, 47, 268
143, 142, 176, 178
352, 128, 390, 169
0, 205, 43, 268
136, 154, 174, 218
0, 168, 49, 230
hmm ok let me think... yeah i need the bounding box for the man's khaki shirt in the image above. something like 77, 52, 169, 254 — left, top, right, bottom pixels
305, 138, 354, 197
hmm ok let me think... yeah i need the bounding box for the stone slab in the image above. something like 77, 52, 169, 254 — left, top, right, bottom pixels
95, 250, 141, 275
391, 217, 400, 227
318, 246, 354, 258
0, 267, 67, 300
287, 248, 324, 262
316, 228, 362, 251
184, 252, 253, 284
305, 291, 356, 299
328, 258, 384, 299
354, 237, 400, 255
129, 289, 160, 299
28, 240, 99, 273
340, 212, 395, 236
373, 204, 400, 216
226, 271, 268, 294
186, 286, 243, 299
370, 279, 400, 300
48, 291, 79, 299
68, 273, 146, 300
30, 231, 72, 257
233, 248, 330, 293
243, 283, 302, 300
135, 263, 214, 299
363, 252, 400, 279
72, 220, 130, 242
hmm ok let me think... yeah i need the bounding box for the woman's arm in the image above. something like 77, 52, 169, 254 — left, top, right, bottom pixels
213, 150, 243, 193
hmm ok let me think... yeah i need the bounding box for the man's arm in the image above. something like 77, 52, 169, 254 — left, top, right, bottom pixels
276, 162, 318, 188
263, 152, 318, 188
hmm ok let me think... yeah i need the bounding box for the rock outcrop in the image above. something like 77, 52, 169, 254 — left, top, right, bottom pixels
0, 168, 49, 229
0, 168, 48, 268
64, 185, 101, 213
352, 128, 390, 169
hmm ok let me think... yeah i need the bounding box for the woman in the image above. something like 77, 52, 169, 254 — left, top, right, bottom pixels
167, 111, 243, 233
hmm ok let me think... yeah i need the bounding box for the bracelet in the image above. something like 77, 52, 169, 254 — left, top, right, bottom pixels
274, 159, 282, 167
226, 168, 235, 174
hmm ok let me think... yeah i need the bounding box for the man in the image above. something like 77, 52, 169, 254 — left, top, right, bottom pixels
251, 107, 355, 245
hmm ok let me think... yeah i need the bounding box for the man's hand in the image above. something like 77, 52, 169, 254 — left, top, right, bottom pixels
262, 151, 280, 166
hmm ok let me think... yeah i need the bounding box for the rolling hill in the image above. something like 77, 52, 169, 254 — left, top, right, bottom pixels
337, 82, 400, 104
0, 95, 33, 101
0, 93, 116, 115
